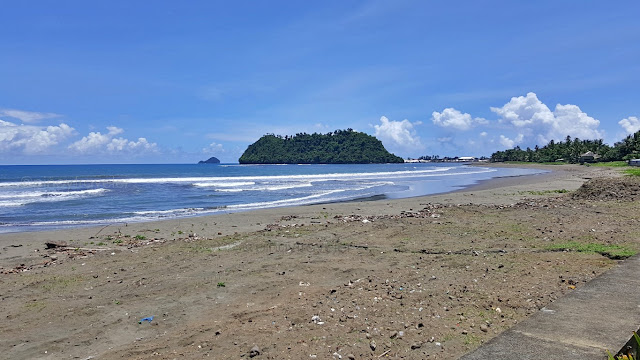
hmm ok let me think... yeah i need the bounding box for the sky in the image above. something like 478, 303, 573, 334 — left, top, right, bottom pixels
1, 0, 639, 164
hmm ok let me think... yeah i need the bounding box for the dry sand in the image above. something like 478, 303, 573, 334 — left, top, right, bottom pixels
1, 164, 637, 359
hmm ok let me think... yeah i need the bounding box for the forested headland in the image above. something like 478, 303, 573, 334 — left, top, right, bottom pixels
238, 129, 404, 164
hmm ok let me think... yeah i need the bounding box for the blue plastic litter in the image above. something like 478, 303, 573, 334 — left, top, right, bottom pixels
139, 316, 154, 324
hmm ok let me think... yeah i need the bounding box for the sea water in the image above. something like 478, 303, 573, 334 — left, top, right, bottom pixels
0, 163, 544, 233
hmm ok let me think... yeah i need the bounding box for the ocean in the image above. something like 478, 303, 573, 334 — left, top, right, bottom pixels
0, 163, 544, 233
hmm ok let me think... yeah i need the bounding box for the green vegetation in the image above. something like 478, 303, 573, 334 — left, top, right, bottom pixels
491, 130, 640, 163
217, 282, 226, 287
134, 234, 146, 240
591, 161, 629, 167
238, 129, 404, 164
625, 168, 640, 176
505, 161, 566, 165
24, 300, 46, 311
41, 275, 84, 291
546, 241, 636, 260
607, 331, 640, 359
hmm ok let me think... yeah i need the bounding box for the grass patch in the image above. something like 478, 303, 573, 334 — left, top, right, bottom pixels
24, 300, 46, 311
41, 275, 84, 291
592, 161, 629, 167
134, 234, 147, 240
546, 241, 636, 260
464, 334, 482, 346
624, 168, 640, 176
504, 161, 567, 165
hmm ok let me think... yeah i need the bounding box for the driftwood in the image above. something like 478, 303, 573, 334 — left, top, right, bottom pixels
44, 241, 67, 249
45, 241, 111, 251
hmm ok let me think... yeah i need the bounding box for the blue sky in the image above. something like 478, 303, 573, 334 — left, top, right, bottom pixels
1, 0, 639, 164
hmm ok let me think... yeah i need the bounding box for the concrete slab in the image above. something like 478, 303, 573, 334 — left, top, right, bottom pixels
461, 255, 640, 360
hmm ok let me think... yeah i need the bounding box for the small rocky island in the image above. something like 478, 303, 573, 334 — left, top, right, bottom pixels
198, 156, 221, 164
239, 129, 404, 164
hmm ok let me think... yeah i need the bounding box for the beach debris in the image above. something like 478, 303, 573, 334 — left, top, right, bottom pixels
249, 345, 261, 357
311, 315, 324, 325
378, 350, 391, 357
346, 354, 356, 360
369, 340, 377, 351
45, 241, 68, 249
411, 343, 422, 350
139, 316, 154, 324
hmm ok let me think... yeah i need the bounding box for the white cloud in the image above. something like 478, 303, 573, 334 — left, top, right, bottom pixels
0, 119, 75, 154
202, 142, 225, 154
491, 92, 602, 143
552, 104, 601, 140
69, 126, 158, 155
313, 123, 330, 131
373, 116, 423, 150
432, 108, 487, 131
491, 92, 554, 127
499, 134, 524, 148
0, 108, 61, 124
619, 116, 640, 135
491, 92, 604, 144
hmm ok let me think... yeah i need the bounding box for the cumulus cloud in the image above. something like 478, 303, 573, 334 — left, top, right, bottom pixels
491, 92, 602, 144
0, 119, 75, 154
432, 108, 487, 131
373, 116, 423, 150
202, 142, 225, 154
0, 108, 61, 124
619, 116, 640, 135
499, 134, 524, 148
69, 126, 158, 155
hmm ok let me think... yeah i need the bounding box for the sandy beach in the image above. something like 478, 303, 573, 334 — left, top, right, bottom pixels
1, 163, 638, 359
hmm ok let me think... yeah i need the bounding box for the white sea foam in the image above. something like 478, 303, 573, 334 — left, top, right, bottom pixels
133, 207, 206, 216
0, 167, 458, 188
214, 182, 314, 192
0, 188, 109, 207
192, 181, 256, 188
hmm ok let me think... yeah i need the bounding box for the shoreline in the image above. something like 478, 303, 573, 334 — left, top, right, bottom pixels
0, 163, 556, 237
0, 163, 617, 267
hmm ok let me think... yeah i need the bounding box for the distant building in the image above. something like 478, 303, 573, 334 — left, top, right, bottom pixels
630, 159, 640, 167
457, 156, 476, 162
580, 151, 600, 163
